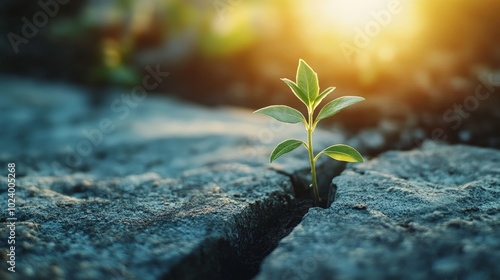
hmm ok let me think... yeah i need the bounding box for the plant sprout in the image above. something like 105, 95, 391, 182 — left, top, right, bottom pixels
254, 59, 365, 205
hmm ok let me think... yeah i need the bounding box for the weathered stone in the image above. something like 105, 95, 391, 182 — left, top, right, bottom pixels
0, 77, 344, 279
256, 142, 500, 280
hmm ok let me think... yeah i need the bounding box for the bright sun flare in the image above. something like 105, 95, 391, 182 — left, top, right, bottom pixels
314, 0, 405, 27
298, 0, 419, 45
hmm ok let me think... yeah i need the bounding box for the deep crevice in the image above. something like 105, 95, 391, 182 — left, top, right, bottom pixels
235, 161, 350, 278
220, 197, 314, 280
160, 162, 348, 280
160, 193, 311, 280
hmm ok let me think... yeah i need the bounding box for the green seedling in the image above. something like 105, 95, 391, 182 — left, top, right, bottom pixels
254, 59, 365, 205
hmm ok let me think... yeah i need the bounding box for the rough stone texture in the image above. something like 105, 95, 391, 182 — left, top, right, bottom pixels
0, 77, 344, 280
256, 142, 500, 280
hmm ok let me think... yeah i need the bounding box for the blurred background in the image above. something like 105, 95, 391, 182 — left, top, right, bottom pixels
1, 0, 499, 150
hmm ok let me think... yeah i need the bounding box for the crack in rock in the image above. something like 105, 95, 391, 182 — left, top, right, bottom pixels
256, 142, 500, 280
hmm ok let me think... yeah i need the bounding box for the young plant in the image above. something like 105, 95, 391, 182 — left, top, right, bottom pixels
254, 59, 365, 205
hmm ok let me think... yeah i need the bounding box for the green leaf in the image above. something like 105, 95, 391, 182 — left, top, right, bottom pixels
281, 78, 309, 107
270, 139, 305, 162
313, 87, 335, 109
254, 105, 306, 124
316, 96, 364, 122
320, 144, 364, 162
296, 59, 319, 107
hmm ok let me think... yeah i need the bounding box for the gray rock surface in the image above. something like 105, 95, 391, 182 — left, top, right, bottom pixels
0, 77, 344, 279
256, 142, 500, 280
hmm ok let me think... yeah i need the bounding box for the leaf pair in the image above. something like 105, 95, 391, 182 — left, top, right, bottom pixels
269, 140, 363, 163
255, 95, 365, 125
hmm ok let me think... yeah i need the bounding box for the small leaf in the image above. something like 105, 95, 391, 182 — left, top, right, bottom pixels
296, 59, 319, 107
254, 105, 306, 124
313, 87, 335, 109
316, 96, 364, 122
281, 78, 309, 107
270, 139, 305, 162
320, 144, 364, 162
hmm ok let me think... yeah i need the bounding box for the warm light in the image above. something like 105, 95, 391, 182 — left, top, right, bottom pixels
312, 0, 401, 27
331, 0, 383, 26
294, 0, 420, 67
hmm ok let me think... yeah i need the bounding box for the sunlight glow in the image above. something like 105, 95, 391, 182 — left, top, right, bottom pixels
294, 0, 420, 71
315, 0, 400, 27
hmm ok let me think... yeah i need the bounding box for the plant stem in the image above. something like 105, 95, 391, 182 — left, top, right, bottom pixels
307, 112, 320, 205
